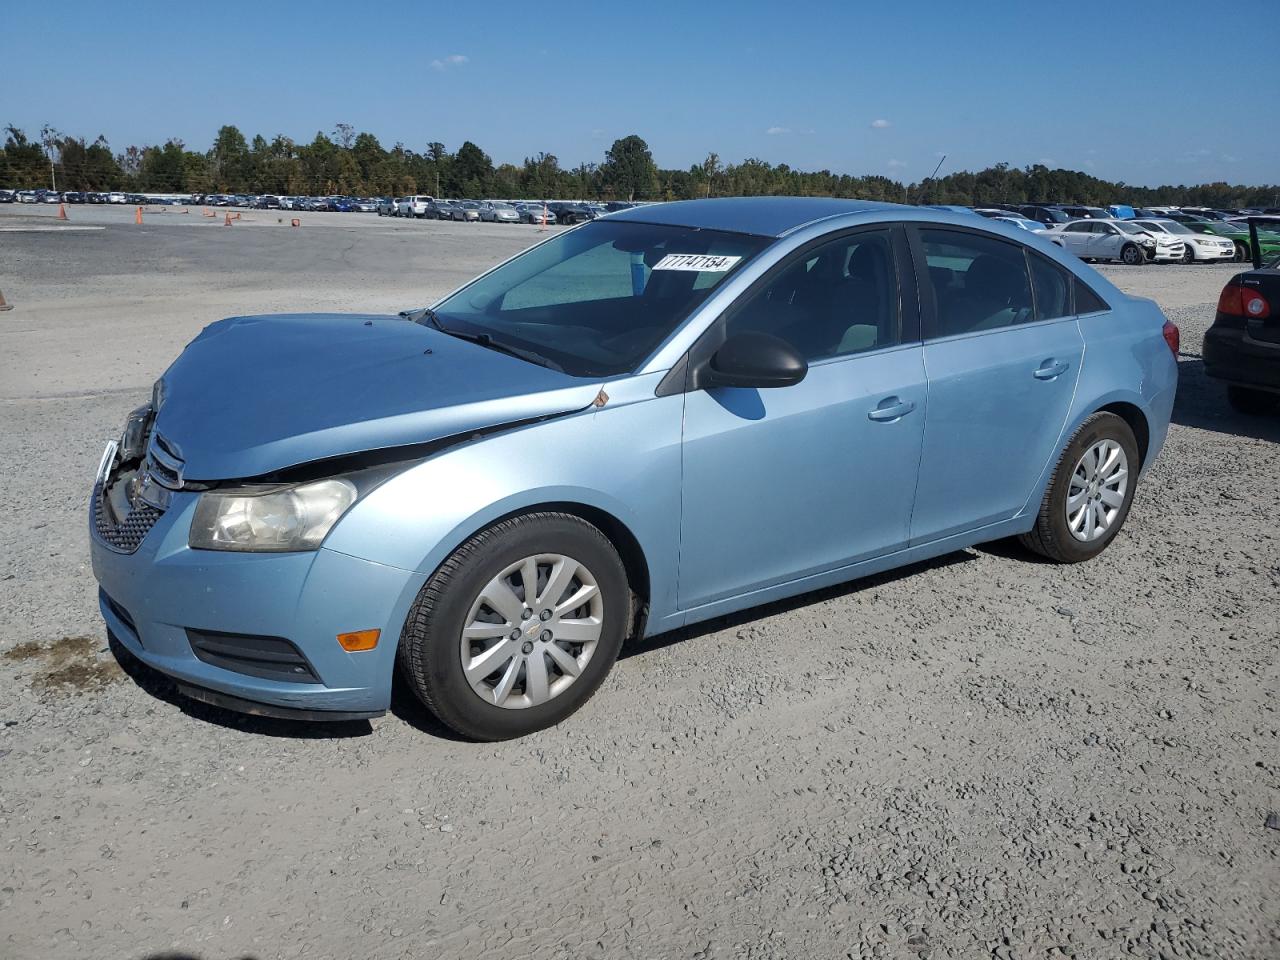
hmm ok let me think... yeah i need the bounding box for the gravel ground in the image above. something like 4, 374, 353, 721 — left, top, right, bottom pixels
1, 205, 1277, 960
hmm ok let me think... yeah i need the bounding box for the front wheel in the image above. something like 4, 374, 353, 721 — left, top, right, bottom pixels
1181, 246, 1195, 264
1234, 242, 1251, 263
1019, 412, 1139, 563
398, 513, 630, 740
1121, 243, 1145, 265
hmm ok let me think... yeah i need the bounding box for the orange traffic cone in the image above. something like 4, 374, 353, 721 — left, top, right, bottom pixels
57, 202, 68, 220
135, 206, 143, 225
202, 206, 214, 217
0, 288, 13, 312
290, 218, 300, 228
224, 212, 233, 226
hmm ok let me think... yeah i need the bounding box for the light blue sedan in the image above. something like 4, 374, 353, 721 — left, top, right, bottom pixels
90, 198, 1179, 739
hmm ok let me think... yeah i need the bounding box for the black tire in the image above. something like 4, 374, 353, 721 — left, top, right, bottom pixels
1234, 242, 1251, 263
1018, 412, 1140, 564
397, 512, 630, 740
1181, 245, 1195, 264
1121, 243, 1145, 266
1226, 385, 1279, 416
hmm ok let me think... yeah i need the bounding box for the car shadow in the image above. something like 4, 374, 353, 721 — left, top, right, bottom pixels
107, 632, 374, 740
1171, 351, 1280, 442
620, 549, 977, 660
108, 552, 982, 741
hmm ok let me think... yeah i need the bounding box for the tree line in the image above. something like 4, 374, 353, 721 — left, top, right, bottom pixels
3, 123, 1277, 209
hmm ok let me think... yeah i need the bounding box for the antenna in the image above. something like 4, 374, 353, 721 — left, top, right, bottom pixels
929, 154, 947, 181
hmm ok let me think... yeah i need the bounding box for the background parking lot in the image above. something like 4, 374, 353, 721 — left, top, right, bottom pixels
0, 204, 1276, 960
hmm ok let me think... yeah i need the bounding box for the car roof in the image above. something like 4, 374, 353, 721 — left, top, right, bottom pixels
605, 196, 902, 237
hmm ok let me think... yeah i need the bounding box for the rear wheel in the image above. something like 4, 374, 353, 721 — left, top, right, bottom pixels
1121, 243, 1145, 265
1227, 385, 1279, 416
398, 513, 630, 740
1019, 412, 1139, 563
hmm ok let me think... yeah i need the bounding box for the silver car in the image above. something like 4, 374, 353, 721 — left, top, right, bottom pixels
455, 201, 482, 222
480, 201, 520, 223
517, 202, 557, 225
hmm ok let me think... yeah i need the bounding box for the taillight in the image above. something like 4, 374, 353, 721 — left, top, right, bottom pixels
1217, 283, 1271, 320
1162, 320, 1180, 357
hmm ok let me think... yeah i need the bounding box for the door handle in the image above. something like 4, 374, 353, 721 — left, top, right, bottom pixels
867, 397, 916, 422
1034, 359, 1070, 380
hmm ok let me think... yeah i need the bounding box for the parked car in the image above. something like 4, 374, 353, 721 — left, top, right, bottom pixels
1107, 205, 1137, 220
1203, 235, 1279, 414
517, 202, 556, 224
1191, 220, 1280, 263
1017, 205, 1071, 226
454, 201, 482, 222
1045, 219, 1178, 264
1162, 212, 1211, 224
0, 189, 16, 203
378, 197, 400, 216
547, 201, 594, 224
479, 201, 520, 223
88, 197, 1177, 739
398, 195, 434, 218
992, 216, 1048, 233
1131, 219, 1235, 263
430, 199, 460, 220
1058, 205, 1109, 220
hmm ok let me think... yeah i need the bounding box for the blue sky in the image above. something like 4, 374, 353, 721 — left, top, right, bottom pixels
5, 0, 1277, 186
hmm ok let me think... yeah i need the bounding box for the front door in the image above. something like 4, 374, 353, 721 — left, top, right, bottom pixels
678, 227, 927, 609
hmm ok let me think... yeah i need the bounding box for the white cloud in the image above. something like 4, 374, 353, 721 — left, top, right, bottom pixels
430, 54, 469, 71
887, 159, 906, 169
766, 126, 790, 135
870, 119, 892, 129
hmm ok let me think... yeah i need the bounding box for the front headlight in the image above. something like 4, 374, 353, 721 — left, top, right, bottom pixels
189, 478, 357, 552
151, 377, 167, 412
1140, 238, 1156, 247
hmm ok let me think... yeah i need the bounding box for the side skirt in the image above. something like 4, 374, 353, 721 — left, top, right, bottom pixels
650, 515, 1032, 637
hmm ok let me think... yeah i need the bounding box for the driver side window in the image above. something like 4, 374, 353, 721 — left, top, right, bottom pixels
725, 230, 899, 361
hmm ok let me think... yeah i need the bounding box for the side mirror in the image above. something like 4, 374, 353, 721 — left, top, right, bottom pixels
705, 332, 807, 389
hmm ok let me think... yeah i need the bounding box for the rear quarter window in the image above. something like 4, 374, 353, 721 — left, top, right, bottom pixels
1074, 278, 1110, 314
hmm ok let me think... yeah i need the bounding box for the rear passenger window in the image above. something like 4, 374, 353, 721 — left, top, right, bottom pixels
919, 229, 1033, 337
1074, 278, 1110, 314
1028, 252, 1072, 321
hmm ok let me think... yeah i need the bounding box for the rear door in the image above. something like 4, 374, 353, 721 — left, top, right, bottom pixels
908, 226, 1084, 543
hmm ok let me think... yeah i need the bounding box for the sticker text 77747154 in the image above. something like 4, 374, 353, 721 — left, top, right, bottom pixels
651, 253, 743, 272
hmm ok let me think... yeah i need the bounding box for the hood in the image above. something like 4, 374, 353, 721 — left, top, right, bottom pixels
155, 313, 600, 480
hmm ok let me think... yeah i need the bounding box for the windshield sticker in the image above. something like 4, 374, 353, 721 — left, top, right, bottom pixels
651, 253, 742, 272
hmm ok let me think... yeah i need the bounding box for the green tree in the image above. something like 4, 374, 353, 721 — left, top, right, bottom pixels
601, 134, 658, 200
453, 140, 493, 197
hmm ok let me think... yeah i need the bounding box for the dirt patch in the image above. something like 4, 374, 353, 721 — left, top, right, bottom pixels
4, 635, 122, 693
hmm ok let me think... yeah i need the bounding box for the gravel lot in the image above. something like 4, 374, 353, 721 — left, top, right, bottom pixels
1, 204, 1276, 960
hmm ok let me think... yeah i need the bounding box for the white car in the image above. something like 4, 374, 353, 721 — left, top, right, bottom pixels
397, 195, 434, 218
1044, 219, 1181, 264
1131, 219, 1235, 263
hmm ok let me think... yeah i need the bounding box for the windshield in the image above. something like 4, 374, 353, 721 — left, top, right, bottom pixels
1115, 222, 1147, 235
431, 220, 770, 377
1160, 221, 1195, 235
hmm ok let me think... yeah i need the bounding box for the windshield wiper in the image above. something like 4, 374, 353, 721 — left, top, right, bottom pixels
405, 307, 562, 372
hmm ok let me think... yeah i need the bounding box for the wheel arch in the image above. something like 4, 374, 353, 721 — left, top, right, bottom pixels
1097, 400, 1150, 470
438, 499, 653, 641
